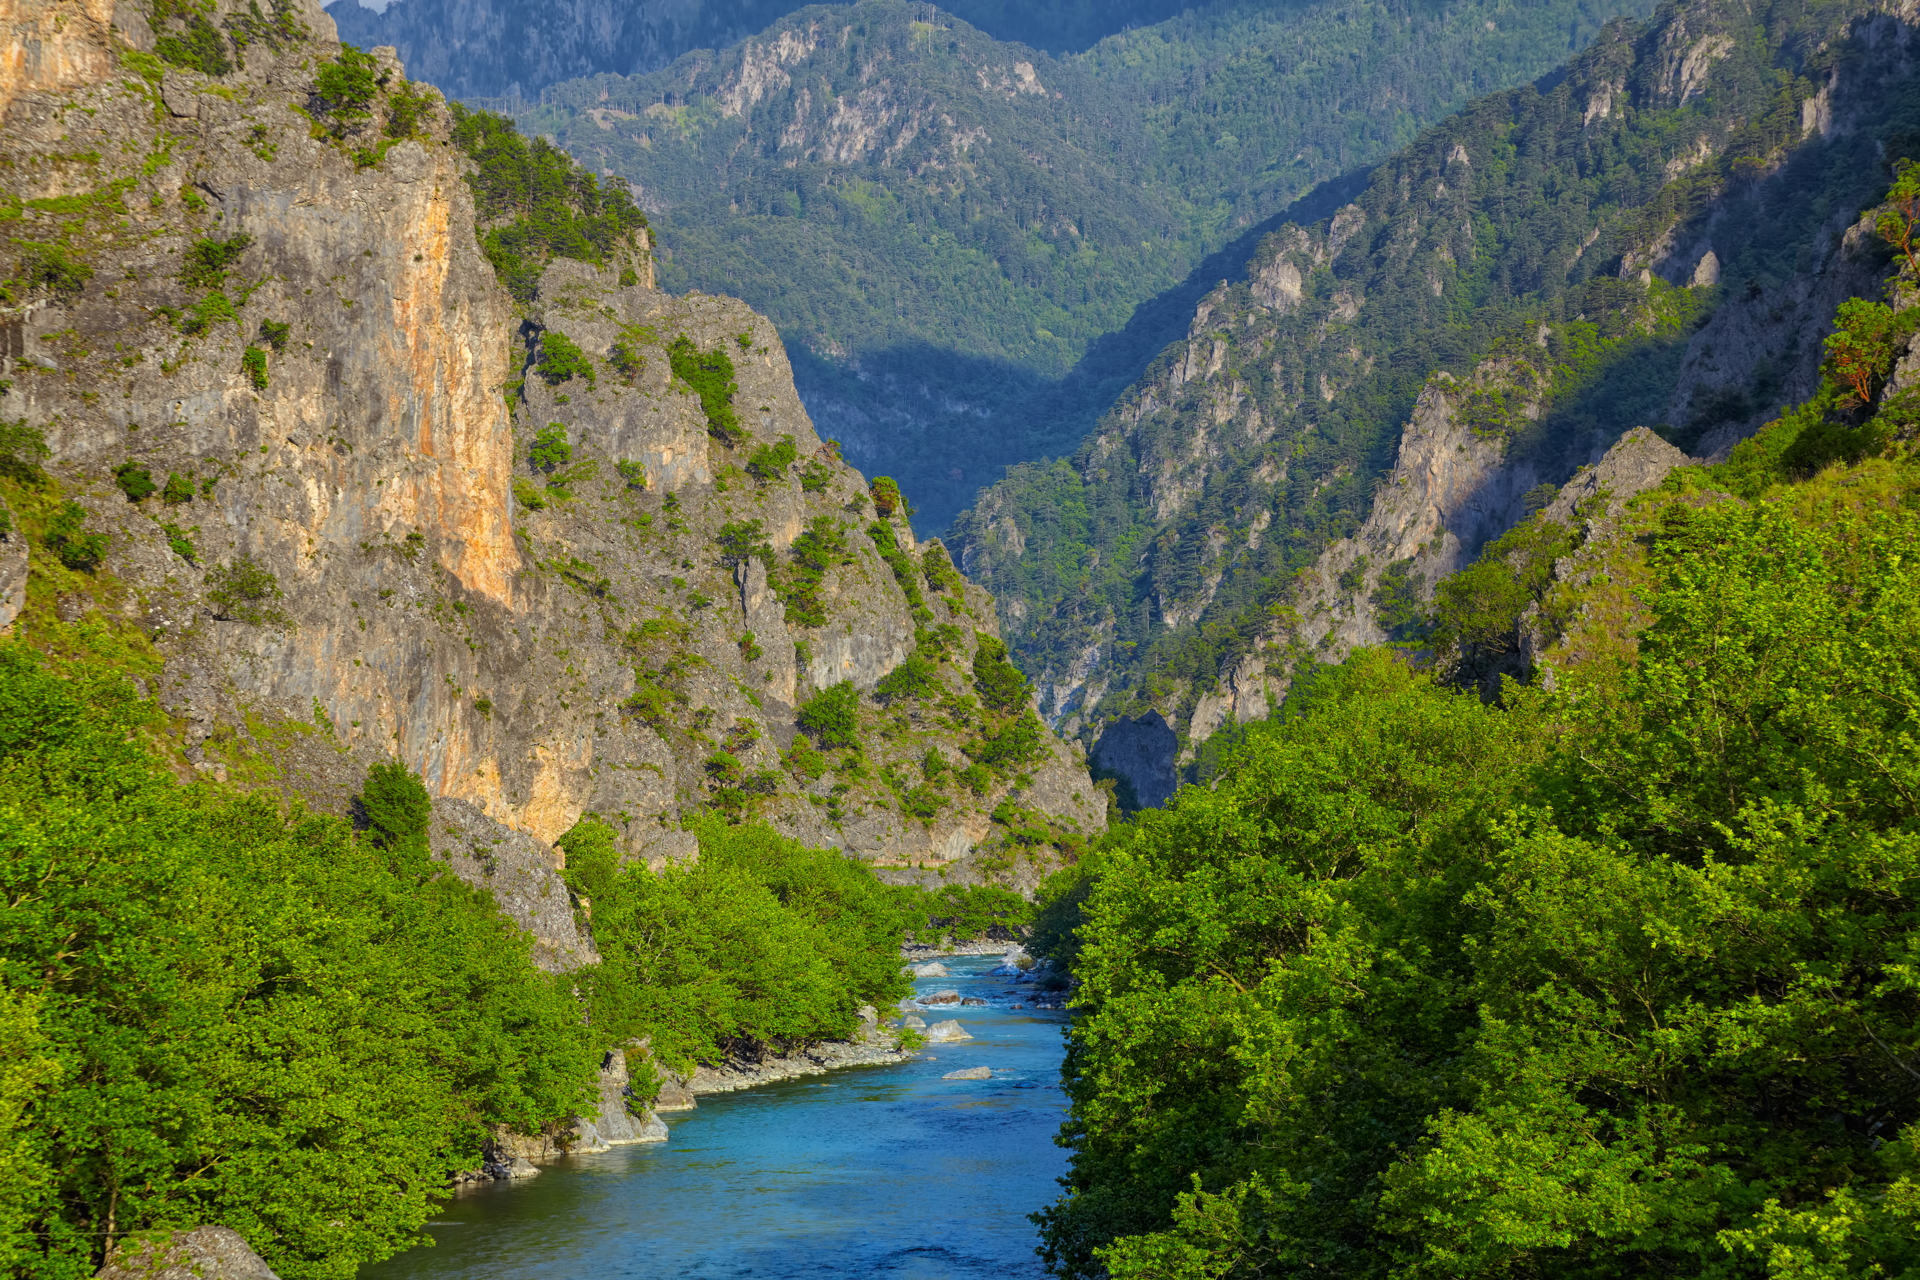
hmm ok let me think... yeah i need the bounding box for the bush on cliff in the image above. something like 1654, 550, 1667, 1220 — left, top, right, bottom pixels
449, 105, 648, 303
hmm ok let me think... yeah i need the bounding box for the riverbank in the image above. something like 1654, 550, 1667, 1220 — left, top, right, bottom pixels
662, 1007, 911, 1101
362, 954, 1069, 1280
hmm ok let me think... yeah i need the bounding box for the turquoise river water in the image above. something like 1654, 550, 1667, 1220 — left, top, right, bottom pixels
361, 954, 1069, 1280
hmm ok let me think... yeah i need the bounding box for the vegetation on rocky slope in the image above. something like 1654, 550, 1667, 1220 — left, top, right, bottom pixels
517, 0, 1658, 528
955, 0, 1920, 751
1027, 191, 1920, 1279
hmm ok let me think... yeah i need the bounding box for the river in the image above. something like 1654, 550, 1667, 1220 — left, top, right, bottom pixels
361, 954, 1070, 1280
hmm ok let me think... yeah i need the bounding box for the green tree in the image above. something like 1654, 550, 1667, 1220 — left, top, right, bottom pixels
971, 634, 1030, 713
667, 337, 744, 446
113, 463, 156, 503
715, 519, 771, 569
0, 646, 595, 1280
42, 503, 106, 571
535, 331, 594, 386
530, 422, 572, 472
796, 681, 860, 751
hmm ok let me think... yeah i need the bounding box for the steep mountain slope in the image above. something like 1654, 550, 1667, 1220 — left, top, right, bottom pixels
954, 0, 1920, 770
326, 0, 1198, 99
518, 0, 1660, 529
0, 0, 1097, 903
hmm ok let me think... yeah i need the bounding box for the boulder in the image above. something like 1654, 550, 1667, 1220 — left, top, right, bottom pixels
902, 1015, 927, 1029
942, 1066, 993, 1080
925, 1019, 972, 1043
97, 1228, 279, 1280
912, 961, 950, 978
653, 1071, 698, 1112
921, 989, 962, 1005
960, 997, 987, 1006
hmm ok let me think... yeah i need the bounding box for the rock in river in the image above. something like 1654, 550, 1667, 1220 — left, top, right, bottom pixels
925, 1020, 973, 1043
921, 989, 963, 1005
942, 1066, 993, 1080
912, 962, 951, 978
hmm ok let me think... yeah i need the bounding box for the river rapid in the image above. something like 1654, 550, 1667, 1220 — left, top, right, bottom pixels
361, 954, 1070, 1280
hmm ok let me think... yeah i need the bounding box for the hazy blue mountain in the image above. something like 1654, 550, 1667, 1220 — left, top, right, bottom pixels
517, 0, 1660, 527
325, 0, 1200, 99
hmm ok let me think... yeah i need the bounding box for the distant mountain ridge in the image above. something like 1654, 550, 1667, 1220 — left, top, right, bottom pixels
325, 0, 1199, 99
948, 0, 1920, 771
515, 0, 1660, 528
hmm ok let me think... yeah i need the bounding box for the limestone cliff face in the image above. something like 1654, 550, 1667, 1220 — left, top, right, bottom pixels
0, 0, 116, 120
0, 0, 1099, 945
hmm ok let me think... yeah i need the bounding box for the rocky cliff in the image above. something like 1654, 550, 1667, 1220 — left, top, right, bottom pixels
954, 0, 1920, 779
0, 0, 1099, 952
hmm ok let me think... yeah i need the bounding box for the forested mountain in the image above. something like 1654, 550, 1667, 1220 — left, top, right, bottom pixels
515, 0, 1660, 528
953, 0, 1920, 761
327, 0, 1206, 99
1027, 150, 1920, 1275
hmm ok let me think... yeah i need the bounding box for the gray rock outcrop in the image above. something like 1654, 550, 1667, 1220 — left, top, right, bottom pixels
96, 1226, 279, 1280
1089, 711, 1179, 810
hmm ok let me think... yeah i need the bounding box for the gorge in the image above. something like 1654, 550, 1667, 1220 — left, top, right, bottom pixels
5, 0, 1920, 1276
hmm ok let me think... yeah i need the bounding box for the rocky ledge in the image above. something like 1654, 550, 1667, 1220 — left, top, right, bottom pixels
669, 1006, 909, 1097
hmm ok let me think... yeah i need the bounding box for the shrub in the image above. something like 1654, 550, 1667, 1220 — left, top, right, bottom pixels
384, 79, 436, 139
311, 44, 383, 132
869, 519, 929, 620
0, 420, 49, 487
512, 478, 547, 510
353, 760, 432, 865
715, 519, 772, 570
619, 266, 639, 287
902, 784, 947, 821
179, 291, 238, 335
797, 682, 860, 751
160, 521, 197, 562
449, 105, 648, 302
258, 319, 291, 351
923, 540, 965, 597
529, 423, 571, 473
206, 555, 290, 626
114, 463, 157, 503
746, 435, 797, 484
972, 634, 1030, 714
153, 12, 231, 75
966, 709, 1047, 773
536, 331, 595, 387
15, 243, 92, 301
667, 337, 744, 446
875, 651, 939, 705
42, 503, 107, 571
161, 473, 195, 505
616, 459, 648, 489
782, 516, 848, 628
869, 476, 904, 518
609, 337, 646, 380
786, 735, 827, 781
801, 460, 833, 493
242, 345, 269, 391
181, 234, 253, 289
